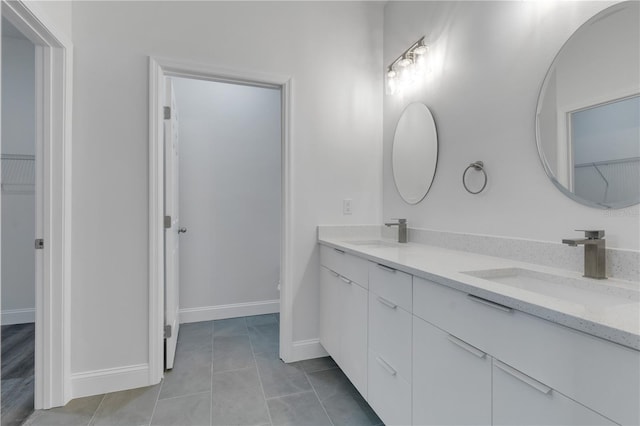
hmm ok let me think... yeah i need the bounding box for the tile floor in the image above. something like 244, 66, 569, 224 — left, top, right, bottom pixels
2, 323, 35, 426
23, 314, 382, 426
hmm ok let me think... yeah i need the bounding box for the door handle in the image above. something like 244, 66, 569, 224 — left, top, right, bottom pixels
178, 227, 187, 234
447, 335, 486, 359
494, 360, 552, 395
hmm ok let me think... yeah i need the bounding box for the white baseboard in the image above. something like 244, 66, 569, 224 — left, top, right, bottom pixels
290, 338, 328, 362
71, 364, 150, 399
179, 299, 280, 324
1, 308, 35, 325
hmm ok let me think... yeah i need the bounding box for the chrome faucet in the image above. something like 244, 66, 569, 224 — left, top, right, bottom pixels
385, 218, 407, 243
562, 230, 606, 279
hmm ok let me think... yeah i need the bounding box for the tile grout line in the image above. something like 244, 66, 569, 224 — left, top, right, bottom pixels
210, 320, 215, 426
147, 378, 165, 426
304, 370, 335, 426
156, 389, 212, 403
263, 389, 316, 401
86, 393, 106, 426
248, 326, 274, 426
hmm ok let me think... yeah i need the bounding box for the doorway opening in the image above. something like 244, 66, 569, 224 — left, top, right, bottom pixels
0, 0, 72, 410
1, 16, 36, 426
149, 58, 293, 383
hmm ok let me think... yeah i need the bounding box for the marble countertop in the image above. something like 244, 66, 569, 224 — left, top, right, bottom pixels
318, 236, 640, 350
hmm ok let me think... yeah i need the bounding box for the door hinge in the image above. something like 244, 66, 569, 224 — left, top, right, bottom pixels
163, 106, 171, 120
164, 325, 172, 339
164, 215, 172, 229
35, 239, 44, 250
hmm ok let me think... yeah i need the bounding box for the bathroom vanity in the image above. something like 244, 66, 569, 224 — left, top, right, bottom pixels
318, 231, 639, 426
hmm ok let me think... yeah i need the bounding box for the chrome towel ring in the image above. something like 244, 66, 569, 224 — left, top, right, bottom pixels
463, 161, 487, 194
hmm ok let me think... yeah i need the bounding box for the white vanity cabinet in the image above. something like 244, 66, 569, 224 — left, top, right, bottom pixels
318, 242, 639, 426
319, 246, 368, 397
368, 262, 413, 426
413, 316, 492, 426
492, 359, 616, 426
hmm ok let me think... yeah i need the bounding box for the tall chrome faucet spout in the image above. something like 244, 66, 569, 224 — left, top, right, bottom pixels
562, 230, 606, 279
385, 218, 408, 243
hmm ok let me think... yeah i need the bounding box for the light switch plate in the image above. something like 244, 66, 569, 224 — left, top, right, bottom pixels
343, 199, 352, 215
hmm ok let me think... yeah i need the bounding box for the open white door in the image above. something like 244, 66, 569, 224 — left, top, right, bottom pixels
164, 78, 181, 369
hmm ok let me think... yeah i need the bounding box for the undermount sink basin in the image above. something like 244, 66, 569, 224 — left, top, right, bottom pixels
462, 268, 639, 309
343, 240, 398, 248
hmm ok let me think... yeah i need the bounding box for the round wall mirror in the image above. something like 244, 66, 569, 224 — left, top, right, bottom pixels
392, 103, 438, 204
536, 1, 640, 209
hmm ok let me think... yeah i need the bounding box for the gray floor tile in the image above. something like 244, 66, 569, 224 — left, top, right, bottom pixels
177, 323, 214, 354
267, 391, 332, 426
248, 323, 280, 355
255, 352, 311, 399
245, 314, 278, 327
25, 395, 104, 426
322, 392, 382, 426
212, 335, 254, 373
291, 357, 338, 373
151, 392, 210, 426
160, 351, 212, 400
211, 367, 270, 426
90, 384, 161, 426
306, 368, 358, 401
213, 318, 248, 337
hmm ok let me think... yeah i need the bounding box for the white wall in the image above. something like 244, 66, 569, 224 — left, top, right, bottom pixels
172, 77, 281, 316
383, 1, 639, 251
1, 34, 36, 324
70, 1, 382, 378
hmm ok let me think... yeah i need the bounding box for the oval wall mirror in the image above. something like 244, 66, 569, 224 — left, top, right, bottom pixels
536, 1, 640, 209
392, 103, 438, 204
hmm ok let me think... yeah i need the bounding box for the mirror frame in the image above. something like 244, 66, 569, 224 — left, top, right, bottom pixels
535, 1, 639, 210
392, 102, 439, 205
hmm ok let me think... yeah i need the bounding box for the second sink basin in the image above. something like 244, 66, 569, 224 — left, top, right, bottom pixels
462, 267, 639, 309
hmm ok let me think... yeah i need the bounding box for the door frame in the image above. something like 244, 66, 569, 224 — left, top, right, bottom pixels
148, 57, 293, 383
1, 0, 73, 408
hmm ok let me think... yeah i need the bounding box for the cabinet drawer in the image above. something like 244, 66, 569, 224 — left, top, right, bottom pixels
493, 359, 616, 426
320, 245, 368, 288
414, 276, 640, 425
368, 261, 412, 312
369, 291, 412, 381
368, 350, 411, 426
413, 317, 492, 426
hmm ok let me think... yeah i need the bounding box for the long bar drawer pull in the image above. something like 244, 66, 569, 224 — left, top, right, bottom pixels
377, 296, 398, 309
447, 335, 486, 359
334, 248, 345, 254
329, 270, 339, 278
376, 356, 397, 376
467, 294, 512, 313
376, 263, 396, 273
494, 360, 552, 395
338, 276, 352, 284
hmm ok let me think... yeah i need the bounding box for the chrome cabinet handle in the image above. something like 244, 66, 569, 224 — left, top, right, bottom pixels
376, 263, 396, 273
328, 270, 339, 278
447, 335, 486, 359
377, 296, 398, 310
375, 356, 397, 376
494, 360, 552, 395
467, 294, 512, 313
334, 248, 345, 254
338, 276, 352, 285
178, 227, 187, 234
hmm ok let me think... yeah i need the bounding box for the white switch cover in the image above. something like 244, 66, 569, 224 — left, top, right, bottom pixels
343, 199, 352, 215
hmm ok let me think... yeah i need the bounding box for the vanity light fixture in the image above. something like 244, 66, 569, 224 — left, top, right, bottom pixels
386, 36, 429, 95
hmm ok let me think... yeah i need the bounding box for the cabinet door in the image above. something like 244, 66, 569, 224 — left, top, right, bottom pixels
493, 359, 617, 426
319, 266, 342, 361
368, 350, 412, 426
413, 317, 491, 426
341, 281, 368, 398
